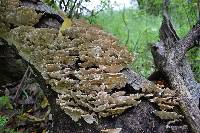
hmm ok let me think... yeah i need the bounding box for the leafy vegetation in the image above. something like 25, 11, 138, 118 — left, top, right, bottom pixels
0, 80, 50, 132
0, 96, 13, 110
137, 0, 162, 16
0, 115, 8, 127
0, 115, 20, 133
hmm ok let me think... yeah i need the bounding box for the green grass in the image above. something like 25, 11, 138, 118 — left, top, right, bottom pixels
90, 8, 199, 79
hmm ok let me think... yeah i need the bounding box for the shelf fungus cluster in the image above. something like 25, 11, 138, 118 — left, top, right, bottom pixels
143, 84, 185, 127
6, 17, 145, 123
144, 84, 179, 111
1, 0, 184, 126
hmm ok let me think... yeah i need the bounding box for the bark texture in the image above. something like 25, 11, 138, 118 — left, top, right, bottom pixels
151, 1, 200, 132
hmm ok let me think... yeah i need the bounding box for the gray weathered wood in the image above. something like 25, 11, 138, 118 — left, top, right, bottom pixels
151, 0, 200, 132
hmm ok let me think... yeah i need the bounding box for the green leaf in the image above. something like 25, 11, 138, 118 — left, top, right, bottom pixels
0, 115, 8, 127
0, 96, 13, 110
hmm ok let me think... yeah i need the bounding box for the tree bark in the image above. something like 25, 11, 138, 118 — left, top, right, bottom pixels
151, 1, 200, 132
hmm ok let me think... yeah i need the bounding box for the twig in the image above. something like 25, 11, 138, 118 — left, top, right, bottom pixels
122, 5, 130, 45
65, 0, 71, 12
59, 0, 64, 10
198, 0, 200, 22
14, 66, 31, 100
68, 0, 78, 18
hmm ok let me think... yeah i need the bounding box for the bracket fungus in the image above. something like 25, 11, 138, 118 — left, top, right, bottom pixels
5, 10, 141, 122
0, 0, 183, 125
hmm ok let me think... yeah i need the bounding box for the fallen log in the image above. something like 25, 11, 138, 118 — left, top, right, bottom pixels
0, 0, 198, 132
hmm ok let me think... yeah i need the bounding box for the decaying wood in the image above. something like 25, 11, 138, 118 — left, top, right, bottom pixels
151, 0, 200, 132
122, 68, 155, 91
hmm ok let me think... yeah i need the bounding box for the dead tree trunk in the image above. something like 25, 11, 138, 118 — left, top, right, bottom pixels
151, 1, 200, 132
